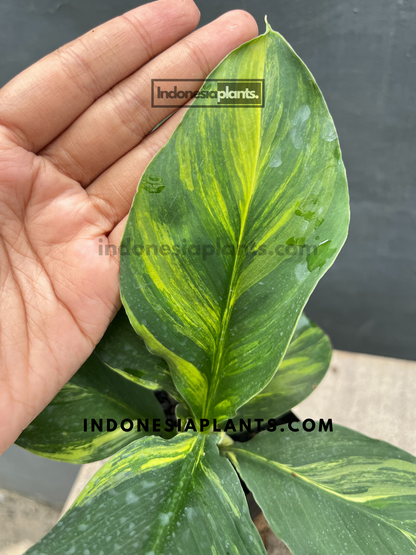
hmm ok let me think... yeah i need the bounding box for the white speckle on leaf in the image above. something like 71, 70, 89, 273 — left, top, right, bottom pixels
159, 512, 173, 525
269, 146, 282, 167
295, 262, 309, 282
290, 105, 311, 149
185, 507, 196, 521
320, 117, 337, 141
78, 524, 88, 532
126, 491, 139, 504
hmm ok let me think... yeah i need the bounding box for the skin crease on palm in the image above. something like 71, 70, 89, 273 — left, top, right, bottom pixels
0, 0, 258, 454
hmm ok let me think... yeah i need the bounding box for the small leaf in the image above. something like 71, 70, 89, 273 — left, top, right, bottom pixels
224, 425, 416, 554
16, 352, 166, 463
234, 313, 331, 421
120, 24, 349, 424
95, 306, 178, 397
28, 433, 266, 555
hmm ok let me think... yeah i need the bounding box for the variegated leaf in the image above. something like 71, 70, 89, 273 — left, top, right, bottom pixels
120, 22, 349, 423
28, 433, 266, 555
224, 425, 416, 554
95, 306, 177, 396
16, 351, 166, 463
234, 313, 331, 422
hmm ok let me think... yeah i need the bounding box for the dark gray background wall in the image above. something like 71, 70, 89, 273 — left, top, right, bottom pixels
0, 0, 415, 360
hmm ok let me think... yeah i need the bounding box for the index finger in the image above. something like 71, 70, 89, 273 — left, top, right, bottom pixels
0, 0, 200, 152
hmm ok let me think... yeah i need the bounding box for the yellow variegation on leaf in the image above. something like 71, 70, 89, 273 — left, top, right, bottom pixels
120, 22, 349, 423
224, 425, 416, 554
27, 433, 266, 555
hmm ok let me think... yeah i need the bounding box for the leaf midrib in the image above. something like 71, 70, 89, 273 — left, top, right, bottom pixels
202, 53, 265, 420
147, 433, 206, 554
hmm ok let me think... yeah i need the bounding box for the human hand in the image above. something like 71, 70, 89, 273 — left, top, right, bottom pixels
0, 0, 257, 453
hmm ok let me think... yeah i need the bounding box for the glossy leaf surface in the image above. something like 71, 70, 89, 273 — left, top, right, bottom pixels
28, 433, 266, 555
234, 313, 331, 421
16, 352, 165, 463
225, 425, 416, 554
120, 23, 349, 423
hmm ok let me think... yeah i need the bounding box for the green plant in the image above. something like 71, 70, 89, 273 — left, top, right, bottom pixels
18, 22, 416, 555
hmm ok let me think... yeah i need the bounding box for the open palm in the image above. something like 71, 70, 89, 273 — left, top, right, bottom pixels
0, 0, 257, 453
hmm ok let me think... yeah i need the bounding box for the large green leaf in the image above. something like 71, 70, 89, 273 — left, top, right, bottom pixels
224, 425, 416, 554
234, 313, 331, 422
16, 352, 166, 463
120, 23, 349, 424
28, 433, 266, 555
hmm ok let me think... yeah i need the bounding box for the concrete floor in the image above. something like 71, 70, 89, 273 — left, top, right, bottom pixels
0, 489, 59, 555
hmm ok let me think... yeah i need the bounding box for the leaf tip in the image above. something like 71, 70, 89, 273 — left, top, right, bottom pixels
264, 15, 272, 33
